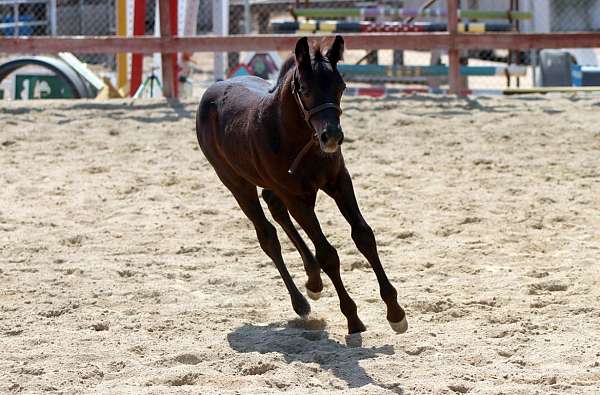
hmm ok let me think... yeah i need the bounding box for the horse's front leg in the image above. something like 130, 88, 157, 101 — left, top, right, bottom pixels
223, 183, 310, 319
284, 193, 366, 334
325, 169, 407, 333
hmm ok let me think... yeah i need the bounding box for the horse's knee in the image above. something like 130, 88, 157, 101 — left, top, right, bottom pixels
262, 190, 288, 222
255, 222, 280, 255
316, 243, 340, 275
351, 221, 376, 253
261, 189, 274, 203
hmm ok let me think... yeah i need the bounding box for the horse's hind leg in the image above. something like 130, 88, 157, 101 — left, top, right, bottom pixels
262, 190, 323, 300
220, 179, 311, 318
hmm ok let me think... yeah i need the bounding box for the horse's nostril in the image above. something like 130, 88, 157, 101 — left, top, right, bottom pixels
321, 132, 329, 143
338, 133, 344, 145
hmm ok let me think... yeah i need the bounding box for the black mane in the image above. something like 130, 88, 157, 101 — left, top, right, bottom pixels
270, 56, 296, 93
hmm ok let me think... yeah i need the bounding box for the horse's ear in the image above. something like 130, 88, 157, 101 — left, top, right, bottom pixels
295, 37, 311, 73
326, 35, 344, 66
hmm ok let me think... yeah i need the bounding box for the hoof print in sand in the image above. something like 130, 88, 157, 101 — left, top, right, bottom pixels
528, 281, 568, 295
238, 361, 277, 376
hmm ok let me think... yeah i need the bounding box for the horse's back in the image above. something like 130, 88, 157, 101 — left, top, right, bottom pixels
226, 75, 273, 96
196, 76, 271, 138
198, 76, 270, 116
196, 76, 274, 185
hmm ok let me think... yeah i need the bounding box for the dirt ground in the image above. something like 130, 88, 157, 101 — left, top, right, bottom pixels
1, 93, 599, 394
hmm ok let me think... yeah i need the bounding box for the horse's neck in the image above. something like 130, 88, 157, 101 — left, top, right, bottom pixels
272, 73, 312, 148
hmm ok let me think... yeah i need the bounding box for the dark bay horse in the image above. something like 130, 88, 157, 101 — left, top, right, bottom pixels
196, 36, 407, 334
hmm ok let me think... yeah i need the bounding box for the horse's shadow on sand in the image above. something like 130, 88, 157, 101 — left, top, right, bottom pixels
227, 319, 402, 392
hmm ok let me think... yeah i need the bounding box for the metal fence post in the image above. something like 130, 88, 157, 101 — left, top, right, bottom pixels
49, 0, 57, 35
13, 3, 19, 36
213, 0, 229, 81
244, 0, 251, 34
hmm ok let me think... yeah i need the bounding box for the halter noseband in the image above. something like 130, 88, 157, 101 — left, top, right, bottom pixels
288, 72, 343, 174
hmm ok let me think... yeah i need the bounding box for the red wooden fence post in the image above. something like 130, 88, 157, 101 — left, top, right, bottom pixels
169, 0, 179, 97
447, 0, 461, 96
130, 0, 146, 96
159, 0, 177, 98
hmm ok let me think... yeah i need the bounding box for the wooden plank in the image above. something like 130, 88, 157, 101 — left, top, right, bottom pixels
58, 52, 105, 90
503, 87, 600, 95
447, 0, 461, 96
2, 33, 600, 54
0, 34, 452, 53
454, 33, 600, 49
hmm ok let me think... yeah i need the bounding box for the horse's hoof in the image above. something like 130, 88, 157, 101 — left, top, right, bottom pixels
306, 288, 321, 301
348, 318, 367, 334
293, 296, 311, 319
389, 316, 408, 334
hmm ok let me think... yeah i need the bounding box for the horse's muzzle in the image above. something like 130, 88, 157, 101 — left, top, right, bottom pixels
319, 125, 344, 153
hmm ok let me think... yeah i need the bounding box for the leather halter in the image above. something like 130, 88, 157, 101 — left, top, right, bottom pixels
288, 73, 343, 174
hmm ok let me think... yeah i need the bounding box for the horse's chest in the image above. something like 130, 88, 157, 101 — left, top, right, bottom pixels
292, 161, 338, 191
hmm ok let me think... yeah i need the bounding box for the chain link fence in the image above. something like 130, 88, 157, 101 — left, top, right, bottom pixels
2, 0, 600, 100
552, 0, 600, 31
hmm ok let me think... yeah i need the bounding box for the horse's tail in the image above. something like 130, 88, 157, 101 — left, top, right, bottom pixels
270, 56, 295, 93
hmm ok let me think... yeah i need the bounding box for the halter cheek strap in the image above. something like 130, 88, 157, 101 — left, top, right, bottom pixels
288, 74, 343, 174
291, 77, 343, 132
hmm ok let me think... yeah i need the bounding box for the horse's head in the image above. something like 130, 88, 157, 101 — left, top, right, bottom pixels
293, 36, 346, 154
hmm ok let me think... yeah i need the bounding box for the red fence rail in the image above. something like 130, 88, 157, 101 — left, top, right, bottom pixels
2, 33, 600, 54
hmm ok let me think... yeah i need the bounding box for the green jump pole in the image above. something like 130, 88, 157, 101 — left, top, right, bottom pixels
459, 10, 531, 19
293, 8, 361, 18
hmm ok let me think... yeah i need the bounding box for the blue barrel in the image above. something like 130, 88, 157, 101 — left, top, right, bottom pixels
0, 15, 35, 36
